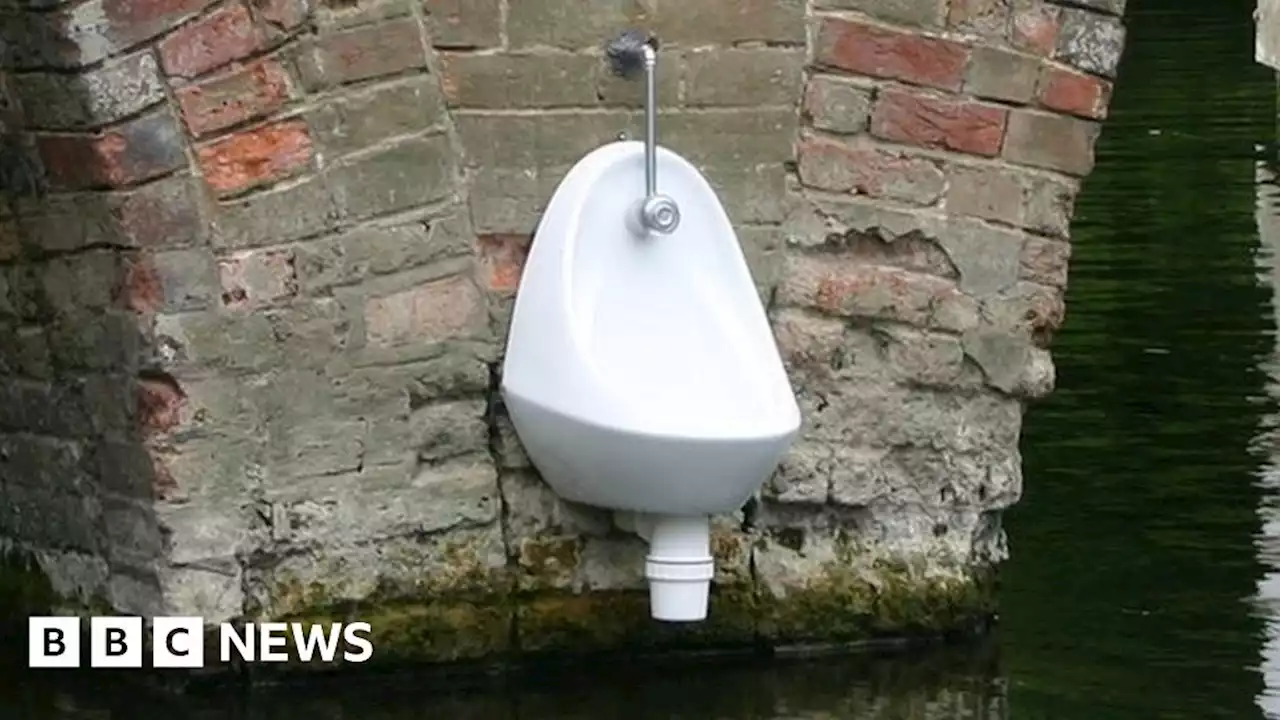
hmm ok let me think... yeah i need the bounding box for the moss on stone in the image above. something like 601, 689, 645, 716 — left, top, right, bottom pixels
516, 585, 758, 655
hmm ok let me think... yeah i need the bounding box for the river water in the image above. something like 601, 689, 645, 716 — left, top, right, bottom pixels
8, 0, 1280, 716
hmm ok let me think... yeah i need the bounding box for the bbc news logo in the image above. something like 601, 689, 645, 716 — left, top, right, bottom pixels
28, 616, 374, 668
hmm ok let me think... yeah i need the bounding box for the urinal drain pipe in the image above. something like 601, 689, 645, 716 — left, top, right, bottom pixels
634, 514, 715, 622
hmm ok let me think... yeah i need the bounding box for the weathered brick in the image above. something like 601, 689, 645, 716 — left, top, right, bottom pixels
295, 17, 428, 90
778, 254, 978, 333
295, 212, 473, 292
101, 0, 219, 45
123, 249, 218, 313
1036, 65, 1111, 119
159, 3, 263, 79
0, 218, 18, 261
814, 18, 970, 92
1012, 1, 1061, 56
10, 0, 217, 69
871, 89, 1007, 157
439, 53, 600, 108
37, 109, 188, 190
684, 49, 804, 107
196, 119, 314, 195
652, 0, 806, 46
310, 77, 447, 157
1071, 0, 1125, 16
138, 376, 188, 440
1002, 110, 1098, 176
114, 174, 209, 249
364, 273, 484, 347
313, 0, 411, 30
506, 0, 640, 49
327, 134, 456, 220
176, 58, 294, 137
218, 248, 298, 309
813, 0, 945, 27
797, 135, 944, 206
597, 57, 681, 108
15, 50, 166, 129
804, 75, 873, 134
964, 48, 1040, 104
212, 174, 336, 248
424, 0, 502, 48
946, 164, 1022, 226
948, 0, 1008, 39
478, 234, 531, 294
1055, 7, 1125, 78
251, 0, 310, 34
1019, 236, 1070, 288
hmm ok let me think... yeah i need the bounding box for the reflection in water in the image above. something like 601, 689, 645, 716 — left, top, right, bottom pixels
1255, 162, 1280, 718
9, 0, 1280, 717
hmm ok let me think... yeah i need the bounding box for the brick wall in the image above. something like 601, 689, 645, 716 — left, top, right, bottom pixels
0, 0, 1124, 665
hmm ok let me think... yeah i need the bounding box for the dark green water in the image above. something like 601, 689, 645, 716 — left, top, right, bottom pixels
8, 0, 1280, 716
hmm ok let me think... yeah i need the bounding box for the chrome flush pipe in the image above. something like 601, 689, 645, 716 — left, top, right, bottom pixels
605, 30, 681, 235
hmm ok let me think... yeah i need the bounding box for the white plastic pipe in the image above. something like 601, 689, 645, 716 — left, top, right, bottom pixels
641, 514, 714, 622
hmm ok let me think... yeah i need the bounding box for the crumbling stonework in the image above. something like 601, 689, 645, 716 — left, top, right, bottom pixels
0, 0, 1124, 664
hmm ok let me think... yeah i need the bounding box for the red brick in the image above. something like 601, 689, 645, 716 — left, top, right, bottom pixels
796, 135, 944, 206
138, 375, 187, 436
478, 234, 531, 294
1012, 3, 1061, 56
36, 110, 188, 190
176, 58, 292, 137
159, 3, 262, 79
871, 89, 1007, 157
217, 248, 297, 309
364, 274, 482, 347
814, 18, 969, 91
196, 119, 313, 195
1037, 66, 1111, 120
122, 254, 165, 313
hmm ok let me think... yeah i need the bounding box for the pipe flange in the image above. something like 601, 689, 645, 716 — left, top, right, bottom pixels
641, 195, 680, 234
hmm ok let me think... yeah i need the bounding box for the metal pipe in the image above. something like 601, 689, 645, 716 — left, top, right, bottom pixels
643, 43, 656, 199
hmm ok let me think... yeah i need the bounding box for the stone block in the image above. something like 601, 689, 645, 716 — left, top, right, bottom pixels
804, 75, 873, 134
425, 0, 502, 48
196, 119, 315, 195
153, 297, 351, 373
125, 248, 219, 313
310, 76, 447, 157
266, 457, 498, 545
15, 49, 166, 129
176, 58, 296, 137
814, 0, 945, 26
778, 254, 978, 333
506, 0, 643, 50
158, 2, 263, 79
251, 0, 310, 35
964, 47, 1041, 104
948, 0, 1009, 39
327, 134, 457, 220
410, 398, 488, 463
439, 52, 601, 108
36, 108, 188, 190
363, 273, 486, 348
815, 17, 969, 91
870, 88, 1008, 158
296, 211, 473, 292
1012, 1, 1062, 56
1055, 6, 1125, 77
293, 17, 428, 90
796, 135, 945, 206
47, 309, 141, 372
683, 49, 804, 107
1002, 109, 1099, 176
1019, 235, 1070, 288
652, 0, 805, 46
150, 433, 265, 504
212, 174, 337, 249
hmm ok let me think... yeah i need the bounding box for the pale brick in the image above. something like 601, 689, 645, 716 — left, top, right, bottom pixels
684, 49, 804, 107
364, 273, 484, 347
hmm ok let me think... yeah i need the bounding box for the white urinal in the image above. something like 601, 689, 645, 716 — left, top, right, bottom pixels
501, 30, 800, 622
500, 140, 802, 622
